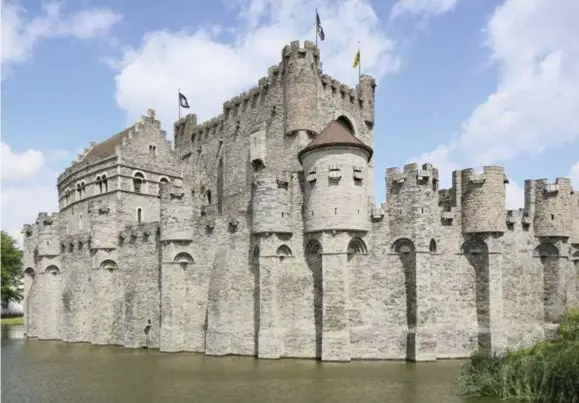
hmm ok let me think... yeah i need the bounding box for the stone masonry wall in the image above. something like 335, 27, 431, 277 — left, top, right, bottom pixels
21, 40, 579, 362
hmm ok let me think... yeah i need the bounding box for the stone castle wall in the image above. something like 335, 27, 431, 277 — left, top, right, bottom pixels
20, 40, 579, 362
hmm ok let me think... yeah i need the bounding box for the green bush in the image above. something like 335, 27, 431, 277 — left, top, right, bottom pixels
457, 309, 579, 402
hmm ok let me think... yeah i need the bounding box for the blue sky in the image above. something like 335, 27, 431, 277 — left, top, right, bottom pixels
2, 0, 578, 242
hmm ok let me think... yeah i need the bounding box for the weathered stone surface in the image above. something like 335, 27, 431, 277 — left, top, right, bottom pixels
21, 41, 579, 361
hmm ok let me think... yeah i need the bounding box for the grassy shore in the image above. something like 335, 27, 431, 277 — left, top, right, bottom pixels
457, 308, 579, 403
1, 316, 24, 326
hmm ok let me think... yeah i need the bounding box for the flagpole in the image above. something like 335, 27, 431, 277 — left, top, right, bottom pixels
178, 88, 181, 120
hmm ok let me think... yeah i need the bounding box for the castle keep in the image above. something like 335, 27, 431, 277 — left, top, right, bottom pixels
22, 40, 579, 362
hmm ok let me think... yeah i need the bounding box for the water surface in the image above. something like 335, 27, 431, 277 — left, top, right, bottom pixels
2, 326, 501, 403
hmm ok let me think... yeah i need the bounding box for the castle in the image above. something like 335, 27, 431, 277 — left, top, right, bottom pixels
21, 40, 579, 362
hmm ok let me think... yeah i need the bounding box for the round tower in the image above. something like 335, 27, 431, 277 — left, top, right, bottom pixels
251, 173, 292, 234
283, 40, 319, 137
385, 163, 440, 243
533, 178, 573, 238
160, 183, 195, 241
299, 120, 373, 233
461, 166, 507, 234
36, 213, 61, 257
89, 199, 119, 249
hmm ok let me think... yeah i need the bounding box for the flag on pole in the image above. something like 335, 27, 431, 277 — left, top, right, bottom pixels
353, 49, 360, 68
316, 10, 325, 41
179, 92, 190, 109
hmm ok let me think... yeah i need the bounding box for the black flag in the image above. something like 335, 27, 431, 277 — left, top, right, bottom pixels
179, 92, 190, 108
316, 11, 325, 41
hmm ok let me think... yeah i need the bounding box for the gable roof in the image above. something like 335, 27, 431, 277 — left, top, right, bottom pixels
79, 127, 133, 163
297, 120, 373, 163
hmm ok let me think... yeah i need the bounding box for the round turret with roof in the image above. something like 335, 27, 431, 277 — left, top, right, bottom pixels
299, 118, 373, 233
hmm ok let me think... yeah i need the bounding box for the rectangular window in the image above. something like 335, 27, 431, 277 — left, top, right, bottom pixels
328, 166, 341, 180
353, 166, 363, 181
307, 168, 317, 183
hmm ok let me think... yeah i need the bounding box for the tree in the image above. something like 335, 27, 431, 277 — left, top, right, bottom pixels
1, 231, 23, 304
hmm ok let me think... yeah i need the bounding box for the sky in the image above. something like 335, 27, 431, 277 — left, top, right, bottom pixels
1, 0, 579, 244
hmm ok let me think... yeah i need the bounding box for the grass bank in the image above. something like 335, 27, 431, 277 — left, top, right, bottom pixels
1, 316, 24, 326
457, 308, 579, 403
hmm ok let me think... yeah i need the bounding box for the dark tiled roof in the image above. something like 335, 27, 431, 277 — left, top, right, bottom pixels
79, 127, 133, 163
298, 120, 373, 162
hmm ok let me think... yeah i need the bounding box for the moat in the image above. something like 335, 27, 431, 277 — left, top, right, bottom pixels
2, 326, 506, 403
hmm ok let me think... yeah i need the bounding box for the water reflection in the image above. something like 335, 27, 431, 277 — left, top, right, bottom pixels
2, 338, 502, 403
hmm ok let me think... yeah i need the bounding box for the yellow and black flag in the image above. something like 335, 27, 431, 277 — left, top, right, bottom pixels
353, 49, 360, 68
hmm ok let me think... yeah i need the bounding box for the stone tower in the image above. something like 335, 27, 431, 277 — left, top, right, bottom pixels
298, 119, 373, 362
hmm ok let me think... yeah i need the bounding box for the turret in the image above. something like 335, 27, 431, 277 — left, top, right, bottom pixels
460, 166, 507, 234
89, 199, 119, 249
283, 40, 319, 137
160, 183, 194, 241
357, 75, 376, 128
532, 178, 573, 238
386, 163, 439, 243
21, 224, 37, 269
251, 172, 292, 234
36, 213, 60, 257
299, 120, 372, 233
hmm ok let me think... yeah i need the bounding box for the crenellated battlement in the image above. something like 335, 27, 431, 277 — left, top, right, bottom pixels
529, 177, 573, 238
386, 163, 439, 190
120, 223, 160, 243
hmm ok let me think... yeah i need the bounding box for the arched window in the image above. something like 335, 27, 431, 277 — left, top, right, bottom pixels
347, 237, 367, 261
102, 174, 108, 192
137, 208, 142, 223
429, 239, 437, 253
159, 177, 169, 184
206, 189, 212, 204
336, 115, 355, 135
133, 172, 145, 193
64, 189, 70, 205
174, 252, 194, 269
96, 175, 103, 193
276, 245, 292, 261
45, 265, 60, 276
24, 267, 35, 279
80, 181, 86, 198
100, 259, 118, 271
77, 183, 82, 199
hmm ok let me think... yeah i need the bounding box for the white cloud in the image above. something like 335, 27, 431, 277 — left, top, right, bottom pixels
570, 161, 579, 189
0, 142, 45, 181
0, 141, 71, 245
1, 0, 122, 68
410, 0, 579, 196
113, 0, 401, 129
389, 0, 459, 20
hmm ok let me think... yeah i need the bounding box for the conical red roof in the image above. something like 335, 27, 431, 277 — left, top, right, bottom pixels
298, 120, 373, 163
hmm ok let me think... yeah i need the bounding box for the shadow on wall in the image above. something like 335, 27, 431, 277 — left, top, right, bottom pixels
462, 239, 490, 350
306, 240, 323, 360
392, 238, 416, 359
535, 243, 561, 325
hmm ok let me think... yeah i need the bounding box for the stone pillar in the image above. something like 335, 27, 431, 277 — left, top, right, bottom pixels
410, 250, 437, 361
320, 233, 351, 362
486, 236, 507, 354
258, 255, 283, 358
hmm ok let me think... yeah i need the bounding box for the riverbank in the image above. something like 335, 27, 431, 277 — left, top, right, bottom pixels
1, 316, 23, 326
457, 308, 579, 403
